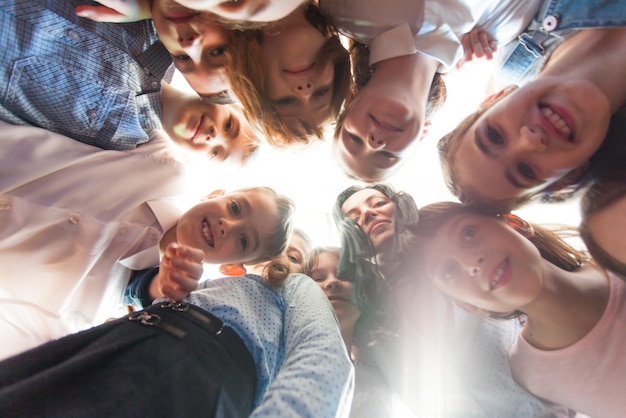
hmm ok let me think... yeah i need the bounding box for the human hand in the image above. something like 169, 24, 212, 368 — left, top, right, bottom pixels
150, 243, 205, 301
75, 0, 152, 22
458, 26, 497, 68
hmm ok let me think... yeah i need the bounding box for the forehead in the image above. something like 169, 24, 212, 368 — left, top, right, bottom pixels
335, 138, 397, 181
341, 189, 390, 212
314, 251, 339, 268
288, 234, 309, 253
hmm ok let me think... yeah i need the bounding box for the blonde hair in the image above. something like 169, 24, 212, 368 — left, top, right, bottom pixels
239, 187, 296, 287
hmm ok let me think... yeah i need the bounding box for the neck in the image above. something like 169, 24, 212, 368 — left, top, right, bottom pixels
521, 262, 610, 350
541, 28, 626, 114
372, 52, 439, 107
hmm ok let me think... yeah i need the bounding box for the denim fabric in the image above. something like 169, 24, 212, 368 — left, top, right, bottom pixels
498, 0, 626, 86
0, 0, 172, 150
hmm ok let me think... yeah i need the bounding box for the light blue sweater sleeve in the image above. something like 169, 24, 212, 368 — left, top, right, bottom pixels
251, 275, 355, 417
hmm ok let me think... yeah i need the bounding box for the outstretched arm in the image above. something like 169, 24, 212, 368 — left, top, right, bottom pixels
458, 26, 497, 68
251, 276, 354, 417
149, 243, 205, 301
75, 0, 153, 22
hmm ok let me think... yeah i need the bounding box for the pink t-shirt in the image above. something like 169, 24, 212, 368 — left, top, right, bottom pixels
509, 272, 626, 418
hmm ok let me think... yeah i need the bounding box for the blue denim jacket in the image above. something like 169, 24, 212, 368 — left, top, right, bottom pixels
497, 0, 626, 86
0, 0, 172, 150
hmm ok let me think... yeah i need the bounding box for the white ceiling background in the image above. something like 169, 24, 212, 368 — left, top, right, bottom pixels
172, 55, 582, 250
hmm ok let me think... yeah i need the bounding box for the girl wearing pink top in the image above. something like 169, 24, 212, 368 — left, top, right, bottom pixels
409, 201, 626, 418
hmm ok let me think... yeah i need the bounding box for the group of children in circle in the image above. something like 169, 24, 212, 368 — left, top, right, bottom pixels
2, 0, 626, 416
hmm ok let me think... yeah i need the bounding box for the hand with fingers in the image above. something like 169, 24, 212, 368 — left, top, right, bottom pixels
457, 26, 497, 68
75, 0, 152, 23
150, 243, 205, 301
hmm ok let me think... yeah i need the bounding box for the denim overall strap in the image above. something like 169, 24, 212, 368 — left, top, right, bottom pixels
499, 0, 626, 86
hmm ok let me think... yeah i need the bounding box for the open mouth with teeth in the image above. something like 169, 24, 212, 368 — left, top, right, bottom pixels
202, 218, 214, 248
539, 105, 574, 143
489, 258, 510, 291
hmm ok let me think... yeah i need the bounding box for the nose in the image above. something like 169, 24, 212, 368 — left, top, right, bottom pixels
218, 217, 239, 238
192, 124, 217, 145
294, 81, 313, 98
358, 207, 377, 231
518, 125, 547, 152
465, 256, 484, 277
177, 28, 202, 60
367, 133, 386, 151
324, 274, 342, 290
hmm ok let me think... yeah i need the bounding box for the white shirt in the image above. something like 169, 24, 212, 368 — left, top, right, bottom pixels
0, 122, 211, 360
320, 0, 542, 71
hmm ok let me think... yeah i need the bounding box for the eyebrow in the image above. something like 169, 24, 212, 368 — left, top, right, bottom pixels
343, 195, 386, 218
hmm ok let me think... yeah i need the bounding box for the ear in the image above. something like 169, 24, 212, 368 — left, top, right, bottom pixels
202, 189, 226, 201
479, 85, 517, 109
502, 213, 535, 238
219, 263, 247, 277
418, 120, 432, 142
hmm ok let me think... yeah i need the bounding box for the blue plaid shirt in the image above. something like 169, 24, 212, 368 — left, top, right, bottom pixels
0, 0, 172, 150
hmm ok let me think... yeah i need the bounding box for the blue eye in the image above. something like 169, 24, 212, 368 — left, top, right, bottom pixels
462, 226, 477, 242
486, 125, 503, 145
230, 201, 241, 215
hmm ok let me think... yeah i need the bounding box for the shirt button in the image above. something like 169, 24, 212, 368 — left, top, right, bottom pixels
69, 215, 80, 224
0, 200, 11, 211
542, 15, 559, 32
120, 226, 129, 235
149, 233, 159, 242
65, 29, 81, 40
150, 81, 159, 89
86, 109, 97, 119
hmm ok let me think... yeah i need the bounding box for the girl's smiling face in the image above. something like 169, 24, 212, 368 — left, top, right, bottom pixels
422, 213, 544, 314
261, 8, 334, 131
453, 78, 611, 205
176, 189, 280, 265
162, 88, 255, 164
151, 1, 230, 95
